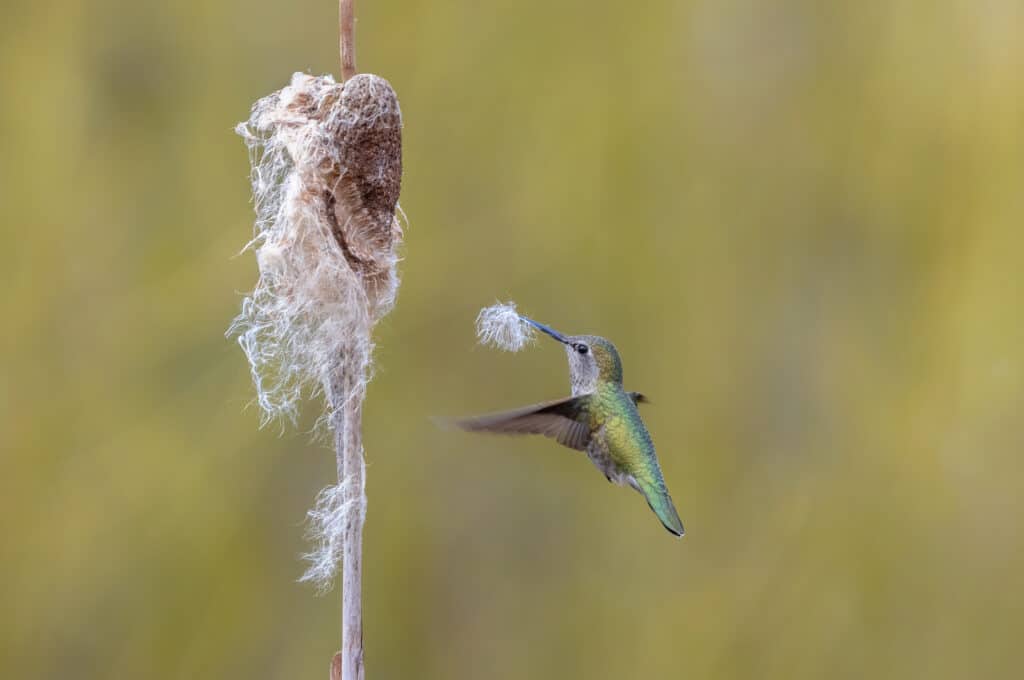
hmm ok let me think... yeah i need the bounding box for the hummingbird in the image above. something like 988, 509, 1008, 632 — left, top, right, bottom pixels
455, 317, 685, 537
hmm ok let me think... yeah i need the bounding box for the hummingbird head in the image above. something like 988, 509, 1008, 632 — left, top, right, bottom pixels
521, 317, 623, 394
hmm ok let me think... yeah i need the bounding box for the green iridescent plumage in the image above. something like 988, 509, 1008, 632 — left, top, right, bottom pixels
456, 319, 684, 537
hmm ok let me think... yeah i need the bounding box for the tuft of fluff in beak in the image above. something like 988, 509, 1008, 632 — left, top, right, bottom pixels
475, 301, 536, 352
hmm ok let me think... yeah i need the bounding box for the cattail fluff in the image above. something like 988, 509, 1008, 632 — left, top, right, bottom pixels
230, 71, 403, 590
476, 301, 537, 352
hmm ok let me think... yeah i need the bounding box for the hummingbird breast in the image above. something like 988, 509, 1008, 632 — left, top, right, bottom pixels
584, 385, 653, 487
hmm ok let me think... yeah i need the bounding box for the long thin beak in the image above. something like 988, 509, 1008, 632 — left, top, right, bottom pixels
520, 316, 569, 344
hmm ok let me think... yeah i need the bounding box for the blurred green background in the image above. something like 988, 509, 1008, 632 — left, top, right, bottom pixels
3, 0, 1022, 678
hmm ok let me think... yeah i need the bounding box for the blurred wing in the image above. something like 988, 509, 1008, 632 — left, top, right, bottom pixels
628, 391, 649, 405
453, 396, 593, 451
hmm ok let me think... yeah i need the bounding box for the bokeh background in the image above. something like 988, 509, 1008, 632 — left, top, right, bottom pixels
3, 0, 1022, 678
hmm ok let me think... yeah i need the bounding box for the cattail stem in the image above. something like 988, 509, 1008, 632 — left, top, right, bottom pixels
340, 0, 356, 81
335, 398, 366, 680
327, 341, 368, 680
337, 5, 361, 678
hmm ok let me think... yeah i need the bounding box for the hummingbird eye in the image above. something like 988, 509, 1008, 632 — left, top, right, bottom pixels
576, 343, 589, 355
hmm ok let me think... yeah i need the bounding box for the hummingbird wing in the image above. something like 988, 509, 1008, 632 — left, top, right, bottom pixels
452, 396, 593, 451
627, 391, 649, 405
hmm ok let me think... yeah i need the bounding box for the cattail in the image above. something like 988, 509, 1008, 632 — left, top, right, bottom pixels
476, 301, 537, 351
230, 67, 403, 680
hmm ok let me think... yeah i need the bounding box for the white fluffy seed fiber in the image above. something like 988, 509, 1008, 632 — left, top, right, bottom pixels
298, 474, 358, 592
476, 301, 536, 352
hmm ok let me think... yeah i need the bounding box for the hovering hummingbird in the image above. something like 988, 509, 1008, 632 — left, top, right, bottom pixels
455, 317, 685, 537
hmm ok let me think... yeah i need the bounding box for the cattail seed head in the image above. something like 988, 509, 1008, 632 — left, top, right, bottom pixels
231, 71, 403, 425
230, 71, 403, 589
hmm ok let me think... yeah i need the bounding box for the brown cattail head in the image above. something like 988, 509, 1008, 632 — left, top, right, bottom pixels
322, 74, 403, 316
275, 72, 403, 316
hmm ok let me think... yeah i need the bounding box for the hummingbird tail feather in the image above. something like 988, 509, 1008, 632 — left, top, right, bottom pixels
637, 480, 685, 537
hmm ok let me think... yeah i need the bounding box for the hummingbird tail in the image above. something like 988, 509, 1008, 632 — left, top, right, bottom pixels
637, 479, 685, 538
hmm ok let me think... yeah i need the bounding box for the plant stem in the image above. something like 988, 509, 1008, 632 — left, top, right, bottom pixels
335, 5, 363, 677
340, 0, 356, 81
338, 407, 365, 680
329, 355, 367, 680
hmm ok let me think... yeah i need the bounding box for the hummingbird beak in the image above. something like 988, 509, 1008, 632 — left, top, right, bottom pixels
520, 316, 569, 345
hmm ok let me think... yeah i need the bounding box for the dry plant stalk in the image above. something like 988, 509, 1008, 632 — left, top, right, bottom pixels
231, 70, 402, 680
339, 0, 357, 81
